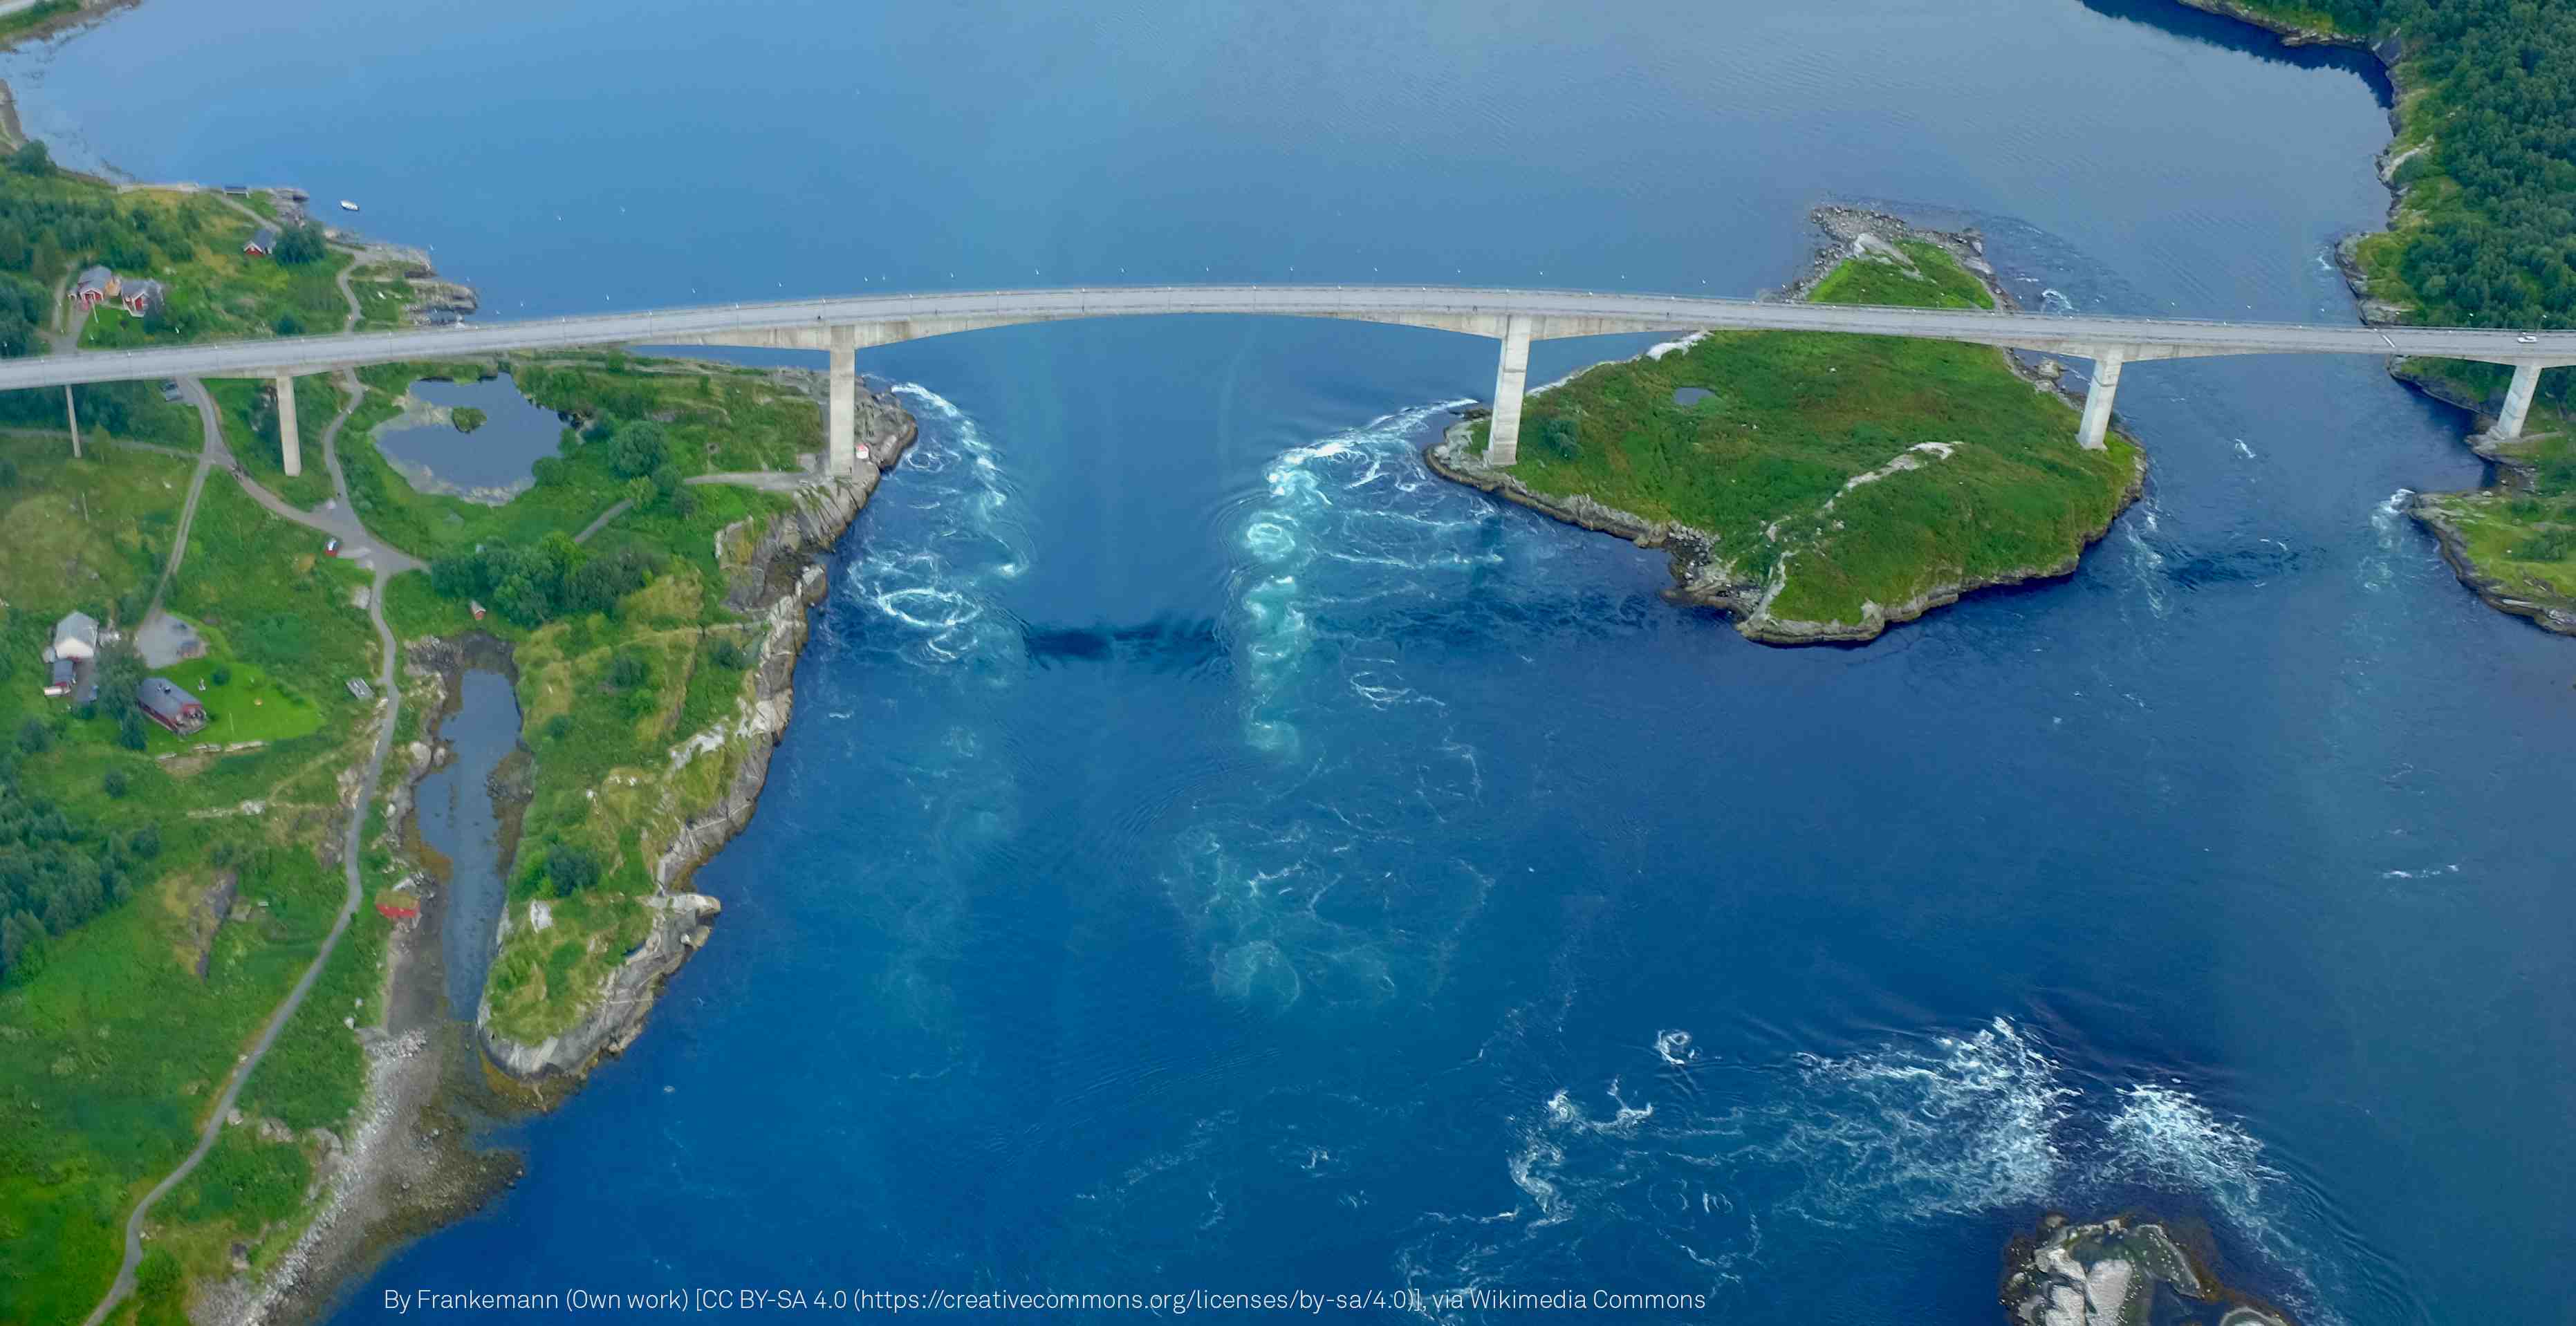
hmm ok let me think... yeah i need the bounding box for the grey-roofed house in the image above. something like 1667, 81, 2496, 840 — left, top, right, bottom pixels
136, 676, 207, 735
244, 226, 279, 257
72, 265, 113, 309
114, 278, 165, 317
49, 611, 98, 662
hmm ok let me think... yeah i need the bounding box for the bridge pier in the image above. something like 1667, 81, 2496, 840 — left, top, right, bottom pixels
826, 324, 856, 476
275, 374, 301, 477
2493, 361, 2543, 440
2076, 348, 2124, 451
1487, 314, 1533, 466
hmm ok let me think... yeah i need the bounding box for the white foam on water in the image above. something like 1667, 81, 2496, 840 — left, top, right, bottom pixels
2234, 439, 2257, 459
1775, 1017, 2074, 1222
2040, 288, 2078, 316
2122, 497, 2173, 618
2359, 489, 2414, 592
845, 385, 1033, 673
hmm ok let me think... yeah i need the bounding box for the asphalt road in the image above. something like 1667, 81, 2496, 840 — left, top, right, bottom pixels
3, 286, 2571, 392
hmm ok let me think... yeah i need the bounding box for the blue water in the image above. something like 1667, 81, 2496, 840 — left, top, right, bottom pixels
376, 375, 566, 494
10, 1, 2572, 1321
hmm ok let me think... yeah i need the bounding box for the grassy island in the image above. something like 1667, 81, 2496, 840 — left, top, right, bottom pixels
1435, 223, 2144, 643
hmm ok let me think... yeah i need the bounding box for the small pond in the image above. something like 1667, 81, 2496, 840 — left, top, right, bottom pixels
375, 373, 566, 498
1672, 386, 1714, 406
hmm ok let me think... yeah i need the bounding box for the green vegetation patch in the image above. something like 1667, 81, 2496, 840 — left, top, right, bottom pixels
2227, 0, 2576, 332
1476, 241, 2141, 637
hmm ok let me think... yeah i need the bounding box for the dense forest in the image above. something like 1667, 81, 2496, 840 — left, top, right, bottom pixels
2245, 0, 2576, 329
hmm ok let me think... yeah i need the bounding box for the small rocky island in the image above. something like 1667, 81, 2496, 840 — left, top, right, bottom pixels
1428, 208, 2147, 644
2003, 1214, 2297, 1326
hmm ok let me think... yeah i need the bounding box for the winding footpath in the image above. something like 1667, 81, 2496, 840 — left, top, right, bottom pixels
82, 268, 416, 1326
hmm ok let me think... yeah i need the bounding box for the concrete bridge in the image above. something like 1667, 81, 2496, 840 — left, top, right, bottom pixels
5, 285, 2570, 474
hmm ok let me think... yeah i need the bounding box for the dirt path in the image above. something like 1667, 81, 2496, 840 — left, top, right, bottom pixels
84, 251, 420, 1326
142, 378, 223, 618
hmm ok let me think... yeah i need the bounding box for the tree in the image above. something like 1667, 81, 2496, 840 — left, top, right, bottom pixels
273, 311, 304, 336
15, 717, 48, 754
542, 844, 602, 897
609, 420, 667, 478
8, 140, 52, 177
272, 221, 328, 265
102, 767, 129, 798
453, 407, 488, 433
651, 463, 683, 503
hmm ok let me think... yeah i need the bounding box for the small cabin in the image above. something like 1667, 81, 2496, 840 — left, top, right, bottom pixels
243, 226, 279, 258
136, 676, 207, 735
71, 265, 113, 310
115, 279, 165, 317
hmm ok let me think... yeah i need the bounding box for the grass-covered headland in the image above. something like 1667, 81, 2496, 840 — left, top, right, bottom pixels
1429, 212, 2144, 644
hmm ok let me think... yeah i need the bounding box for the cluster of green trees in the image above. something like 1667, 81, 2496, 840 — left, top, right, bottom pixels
530, 415, 701, 518
0, 753, 160, 985
2245, 0, 2576, 328
426, 532, 662, 628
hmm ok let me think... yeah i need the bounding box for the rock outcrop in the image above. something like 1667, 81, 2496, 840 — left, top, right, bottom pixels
2002, 1214, 2295, 1326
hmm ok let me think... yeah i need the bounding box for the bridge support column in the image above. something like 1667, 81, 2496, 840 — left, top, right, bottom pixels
826, 324, 857, 476
1486, 314, 1533, 467
2077, 348, 2124, 451
64, 385, 80, 460
2493, 361, 2543, 439
275, 374, 301, 477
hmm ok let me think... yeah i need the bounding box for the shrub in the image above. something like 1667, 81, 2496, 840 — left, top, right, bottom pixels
542, 713, 571, 743
210, 665, 232, 686
2508, 528, 2576, 562
15, 717, 48, 754
710, 638, 745, 669
273, 311, 304, 336
273, 221, 328, 265
609, 421, 667, 478
453, 407, 488, 433
542, 844, 601, 897
604, 651, 648, 689
102, 768, 128, 798
127, 825, 160, 859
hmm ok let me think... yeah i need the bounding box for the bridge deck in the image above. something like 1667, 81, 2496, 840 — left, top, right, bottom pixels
5, 285, 2572, 391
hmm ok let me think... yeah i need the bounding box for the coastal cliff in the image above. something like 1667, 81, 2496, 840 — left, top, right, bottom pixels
1429, 208, 2147, 644
478, 409, 916, 1085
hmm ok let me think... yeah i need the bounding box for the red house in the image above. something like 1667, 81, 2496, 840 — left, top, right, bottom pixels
244, 226, 279, 257
136, 676, 207, 734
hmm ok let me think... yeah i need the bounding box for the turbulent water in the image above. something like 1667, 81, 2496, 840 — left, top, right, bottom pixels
10, 0, 2574, 1320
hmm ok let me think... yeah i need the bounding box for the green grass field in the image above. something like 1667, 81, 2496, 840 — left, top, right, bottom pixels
1476, 241, 2142, 637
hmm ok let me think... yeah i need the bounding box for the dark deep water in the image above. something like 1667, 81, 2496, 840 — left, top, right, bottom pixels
10, 1, 2572, 1321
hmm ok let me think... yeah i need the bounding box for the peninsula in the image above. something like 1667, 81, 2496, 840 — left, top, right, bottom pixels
0, 114, 918, 1325
1428, 209, 2147, 643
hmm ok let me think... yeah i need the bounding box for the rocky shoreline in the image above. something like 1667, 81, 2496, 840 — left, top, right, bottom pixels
476, 387, 916, 1087
2001, 1213, 2296, 1326
1426, 207, 2148, 645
